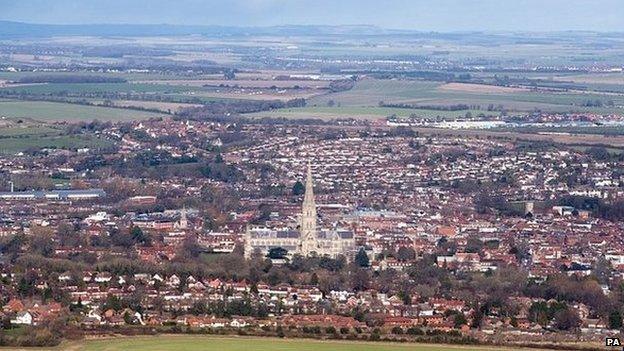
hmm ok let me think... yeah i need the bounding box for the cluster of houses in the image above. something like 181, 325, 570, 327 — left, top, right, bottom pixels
0, 118, 623, 343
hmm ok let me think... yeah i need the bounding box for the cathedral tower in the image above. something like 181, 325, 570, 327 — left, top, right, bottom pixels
300, 163, 319, 256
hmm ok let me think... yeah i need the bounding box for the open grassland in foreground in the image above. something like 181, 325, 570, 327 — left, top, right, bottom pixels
0, 100, 166, 122
0, 335, 577, 351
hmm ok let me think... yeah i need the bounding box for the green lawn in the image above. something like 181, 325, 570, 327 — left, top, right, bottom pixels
0, 100, 165, 122
0, 335, 560, 351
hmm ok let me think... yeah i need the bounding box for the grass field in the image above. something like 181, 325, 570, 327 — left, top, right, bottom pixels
0, 100, 166, 122
0, 119, 114, 154
0, 83, 197, 95
0, 335, 569, 351
249, 106, 496, 120
307, 79, 624, 115
90, 99, 201, 113
0, 133, 113, 154
0, 124, 61, 137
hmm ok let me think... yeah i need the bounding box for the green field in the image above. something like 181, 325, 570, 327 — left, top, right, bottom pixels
0, 124, 60, 137
0, 335, 565, 351
0, 71, 220, 82
0, 100, 166, 122
0, 135, 112, 154
306, 79, 624, 115
249, 106, 496, 120
0, 118, 114, 154
0, 83, 197, 95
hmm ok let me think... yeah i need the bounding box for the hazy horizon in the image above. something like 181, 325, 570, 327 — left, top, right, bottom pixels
1, 0, 624, 32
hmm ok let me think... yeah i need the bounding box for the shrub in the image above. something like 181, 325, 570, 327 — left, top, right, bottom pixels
407, 326, 424, 335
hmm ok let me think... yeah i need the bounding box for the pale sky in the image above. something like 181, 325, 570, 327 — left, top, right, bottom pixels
1, 0, 623, 32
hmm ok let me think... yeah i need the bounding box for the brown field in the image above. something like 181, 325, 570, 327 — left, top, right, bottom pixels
193, 89, 324, 101
552, 72, 624, 84
103, 100, 201, 112
438, 82, 528, 93
169, 51, 241, 64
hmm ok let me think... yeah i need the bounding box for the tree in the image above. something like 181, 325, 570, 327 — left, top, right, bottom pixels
453, 313, 468, 328
609, 310, 623, 330
465, 237, 484, 254
110, 228, 134, 248
178, 235, 202, 260
391, 326, 404, 334
355, 248, 369, 267
593, 257, 613, 285
267, 247, 288, 260
30, 233, 54, 257
224, 69, 236, 80
553, 307, 581, 331
396, 246, 416, 261
587, 146, 610, 160
350, 268, 371, 291
528, 301, 550, 326
292, 181, 305, 196
310, 272, 319, 286
130, 226, 150, 246
276, 325, 285, 338
57, 222, 82, 247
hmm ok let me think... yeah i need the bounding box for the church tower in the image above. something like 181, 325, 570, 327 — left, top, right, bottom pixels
177, 207, 188, 230
300, 163, 319, 256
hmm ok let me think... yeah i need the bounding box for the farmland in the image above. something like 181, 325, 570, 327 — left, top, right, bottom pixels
249, 106, 495, 120
307, 79, 624, 115
0, 120, 113, 154
0, 335, 574, 351
3, 70, 623, 125
0, 100, 166, 122
0, 82, 197, 95
0, 134, 112, 154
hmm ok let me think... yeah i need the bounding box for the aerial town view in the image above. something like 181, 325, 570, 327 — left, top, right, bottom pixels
2, 1, 624, 350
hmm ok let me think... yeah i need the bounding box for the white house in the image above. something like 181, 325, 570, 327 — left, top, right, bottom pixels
11, 311, 33, 325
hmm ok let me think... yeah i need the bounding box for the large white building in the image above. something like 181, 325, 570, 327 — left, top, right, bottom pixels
245, 164, 355, 259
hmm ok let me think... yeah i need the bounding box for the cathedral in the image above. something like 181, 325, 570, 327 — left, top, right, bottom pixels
244, 164, 355, 259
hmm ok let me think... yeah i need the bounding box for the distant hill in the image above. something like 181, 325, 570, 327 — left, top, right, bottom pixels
0, 21, 400, 38
1, 21, 615, 43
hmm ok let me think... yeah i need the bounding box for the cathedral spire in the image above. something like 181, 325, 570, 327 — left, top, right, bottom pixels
303, 162, 315, 206
300, 162, 318, 256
